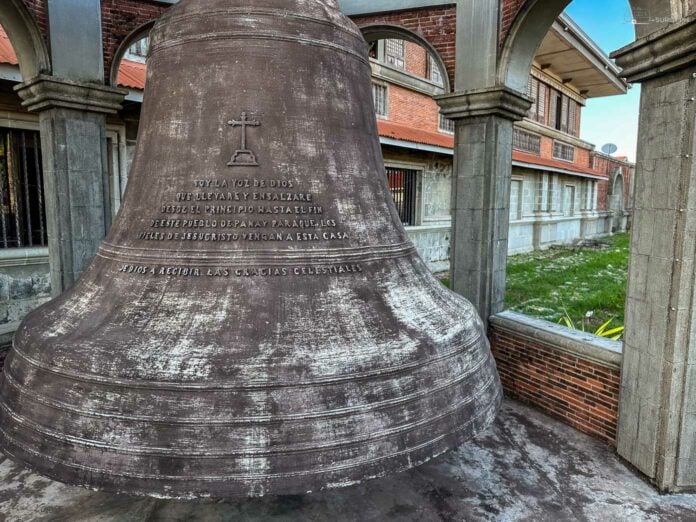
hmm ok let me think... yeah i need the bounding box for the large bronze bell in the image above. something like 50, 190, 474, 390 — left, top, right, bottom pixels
0, 0, 502, 498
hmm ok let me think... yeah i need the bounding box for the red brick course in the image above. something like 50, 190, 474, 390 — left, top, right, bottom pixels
490, 324, 621, 445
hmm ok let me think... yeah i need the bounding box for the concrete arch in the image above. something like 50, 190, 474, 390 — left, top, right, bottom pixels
0, 0, 50, 79
360, 24, 452, 93
498, 0, 675, 93
108, 21, 155, 88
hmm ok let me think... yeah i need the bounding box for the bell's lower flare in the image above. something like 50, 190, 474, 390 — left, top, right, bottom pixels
0, 0, 502, 499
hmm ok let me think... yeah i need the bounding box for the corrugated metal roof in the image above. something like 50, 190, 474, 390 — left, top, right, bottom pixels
377, 120, 454, 149
117, 59, 146, 90
0, 27, 18, 66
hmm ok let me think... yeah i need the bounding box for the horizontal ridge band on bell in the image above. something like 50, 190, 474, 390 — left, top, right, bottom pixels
2, 352, 490, 426
0, 371, 497, 458
97, 241, 417, 265
6, 325, 483, 390
0, 398, 498, 483
152, 8, 363, 42
149, 33, 369, 65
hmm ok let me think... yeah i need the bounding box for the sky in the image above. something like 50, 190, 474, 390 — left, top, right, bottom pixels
564, 0, 639, 161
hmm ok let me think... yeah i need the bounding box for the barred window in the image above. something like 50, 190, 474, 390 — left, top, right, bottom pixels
127, 37, 150, 61
553, 141, 575, 162
513, 128, 541, 155
438, 113, 455, 134
372, 83, 388, 117
0, 128, 47, 249
386, 167, 418, 226
429, 55, 444, 86
385, 39, 405, 69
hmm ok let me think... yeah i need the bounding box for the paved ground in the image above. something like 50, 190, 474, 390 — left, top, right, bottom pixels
1, 399, 696, 521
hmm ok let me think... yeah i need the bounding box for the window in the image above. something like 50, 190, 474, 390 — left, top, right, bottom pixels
0, 128, 47, 249
510, 180, 522, 221
563, 185, 576, 217
372, 83, 388, 117
126, 37, 150, 62
513, 128, 541, 155
439, 113, 455, 134
549, 88, 579, 136
385, 39, 405, 69
429, 55, 444, 86
527, 76, 548, 125
553, 141, 575, 162
386, 167, 418, 226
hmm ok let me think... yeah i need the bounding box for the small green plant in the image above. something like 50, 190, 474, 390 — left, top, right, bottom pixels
558, 310, 624, 341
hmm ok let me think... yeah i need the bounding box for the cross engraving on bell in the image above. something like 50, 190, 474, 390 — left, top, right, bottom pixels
227, 111, 261, 166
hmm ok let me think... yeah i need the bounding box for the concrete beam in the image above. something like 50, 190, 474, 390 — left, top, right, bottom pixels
47, 0, 104, 82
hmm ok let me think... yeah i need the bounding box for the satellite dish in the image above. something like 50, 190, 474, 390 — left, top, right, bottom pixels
602, 143, 618, 155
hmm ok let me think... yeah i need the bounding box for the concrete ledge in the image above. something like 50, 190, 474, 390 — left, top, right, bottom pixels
490, 310, 623, 369
0, 247, 49, 268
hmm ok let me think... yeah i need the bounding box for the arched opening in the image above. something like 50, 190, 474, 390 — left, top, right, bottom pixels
360, 24, 452, 94
0, 0, 49, 81
109, 22, 154, 90
0, 4, 51, 347
109, 25, 154, 204
359, 24, 456, 274
489, 0, 696, 491
609, 170, 626, 232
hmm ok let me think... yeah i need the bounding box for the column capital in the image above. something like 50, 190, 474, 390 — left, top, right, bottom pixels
15, 75, 127, 114
435, 86, 532, 122
611, 14, 696, 83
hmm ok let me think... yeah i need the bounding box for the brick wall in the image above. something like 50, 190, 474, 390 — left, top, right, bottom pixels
352, 6, 457, 89
490, 313, 621, 445
405, 41, 428, 79
388, 84, 442, 133
501, 0, 528, 44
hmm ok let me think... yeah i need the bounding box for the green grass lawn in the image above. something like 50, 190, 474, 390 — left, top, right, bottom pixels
440, 233, 630, 331
505, 233, 629, 331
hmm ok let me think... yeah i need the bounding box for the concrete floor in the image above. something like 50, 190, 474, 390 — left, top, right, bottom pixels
1, 400, 696, 521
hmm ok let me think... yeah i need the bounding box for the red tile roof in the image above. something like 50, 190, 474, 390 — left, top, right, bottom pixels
117, 58, 146, 90
513, 150, 602, 177
0, 27, 18, 66
377, 120, 454, 149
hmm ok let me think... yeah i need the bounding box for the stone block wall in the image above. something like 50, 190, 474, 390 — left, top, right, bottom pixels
0, 249, 52, 369
489, 311, 622, 445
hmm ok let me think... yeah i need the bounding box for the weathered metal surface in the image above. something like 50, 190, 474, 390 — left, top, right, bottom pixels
0, 0, 502, 499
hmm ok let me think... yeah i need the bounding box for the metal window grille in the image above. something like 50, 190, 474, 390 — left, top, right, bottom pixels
385, 39, 405, 69
372, 83, 388, 117
429, 55, 444, 86
553, 141, 575, 162
0, 128, 47, 249
386, 167, 418, 226
438, 113, 455, 134
513, 128, 541, 154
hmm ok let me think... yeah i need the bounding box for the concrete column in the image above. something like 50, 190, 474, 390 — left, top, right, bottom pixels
15, 77, 126, 294
437, 88, 531, 324
612, 14, 696, 492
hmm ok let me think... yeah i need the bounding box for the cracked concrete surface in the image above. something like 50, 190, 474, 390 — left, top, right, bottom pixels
1, 400, 696, 521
